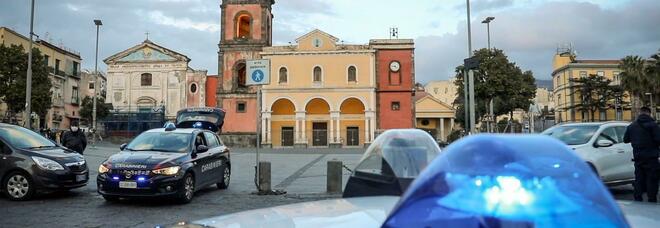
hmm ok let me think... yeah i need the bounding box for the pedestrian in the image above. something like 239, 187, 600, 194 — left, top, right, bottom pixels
624, 107, 660, 203
61, 121, 87, 154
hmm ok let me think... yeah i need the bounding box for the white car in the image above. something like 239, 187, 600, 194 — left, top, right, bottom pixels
542, 122, 634, 186
162, 135, 659, 228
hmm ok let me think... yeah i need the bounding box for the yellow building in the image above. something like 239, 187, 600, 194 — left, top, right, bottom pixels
552, 48, 631, 123
1, 27, 82, 130
260, 30, 376, 148
424, 79, 458, 106
414, 91, 455, 143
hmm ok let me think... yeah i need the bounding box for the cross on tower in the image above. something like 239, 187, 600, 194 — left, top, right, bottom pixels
145, 31, 150, 40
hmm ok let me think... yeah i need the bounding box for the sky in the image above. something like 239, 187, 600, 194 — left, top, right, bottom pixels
1, 0, 659, 83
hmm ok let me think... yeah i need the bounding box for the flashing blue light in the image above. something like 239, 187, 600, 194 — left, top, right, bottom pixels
382, 135, 629, 228
164, 122, 176, 131
112, 176, 119, 181
193, 122, 203, 128
137, 177, 146, 182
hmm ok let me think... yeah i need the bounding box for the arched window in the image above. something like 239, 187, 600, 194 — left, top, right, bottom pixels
141, 73, 152, 86
279, 67, 288, 84
347, 66, 357, 82
236, 63, 246, 88
190, 83, 198, 93
313, 66, 322, 83
236, 14, 251, 39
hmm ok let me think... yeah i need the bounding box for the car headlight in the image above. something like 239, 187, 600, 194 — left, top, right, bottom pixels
32, 156, 64, 171
152, 166, 181, 176
99, 164, 110, 174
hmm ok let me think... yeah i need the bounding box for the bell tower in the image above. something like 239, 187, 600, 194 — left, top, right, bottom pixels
217, 0, 274, 146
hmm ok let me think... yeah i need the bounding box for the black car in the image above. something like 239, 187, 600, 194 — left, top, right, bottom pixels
0, 123, 89, 201
97, 125, 231, 203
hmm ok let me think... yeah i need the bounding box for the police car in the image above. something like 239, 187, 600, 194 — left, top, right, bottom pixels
97, 123, 230, 203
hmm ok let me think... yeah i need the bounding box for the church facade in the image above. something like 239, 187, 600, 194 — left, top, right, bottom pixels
104, 39, 207, 120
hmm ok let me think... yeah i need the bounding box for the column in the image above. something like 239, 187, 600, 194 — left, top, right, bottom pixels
450, 118, 455, 132
295, 111, 307, 146
440, 118, 445, 142
365, 111, 376, 143
330, 111, 340, 144
263, 112, 272, 144
295, 117, 300, 142
261, 113, 267, 144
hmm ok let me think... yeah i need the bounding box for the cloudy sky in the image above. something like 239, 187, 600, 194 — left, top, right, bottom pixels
1, 0, 659, 83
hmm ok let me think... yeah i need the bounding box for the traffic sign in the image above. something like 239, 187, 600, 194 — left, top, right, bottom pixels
247, 59, 270, 85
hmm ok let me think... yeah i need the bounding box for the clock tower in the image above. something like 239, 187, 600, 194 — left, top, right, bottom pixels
217, 0, 274, 146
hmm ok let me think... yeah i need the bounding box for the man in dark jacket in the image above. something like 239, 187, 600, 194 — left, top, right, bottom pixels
624, 107, 660, 202
61, 121, 87, 154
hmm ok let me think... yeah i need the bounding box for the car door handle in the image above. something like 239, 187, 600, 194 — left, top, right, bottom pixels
617, 150, 625, 153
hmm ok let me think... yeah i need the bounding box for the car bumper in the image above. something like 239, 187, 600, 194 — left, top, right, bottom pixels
97, 174, 185, 197
32, 169, 89, 190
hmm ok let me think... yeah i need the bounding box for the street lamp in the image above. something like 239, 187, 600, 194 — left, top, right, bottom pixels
481, 16, 495, 50
464, 0, 476, 134
646, 92, 655, 118
482, 16, 495, 132
93, 19, 102, 146
25, 0, 35, 129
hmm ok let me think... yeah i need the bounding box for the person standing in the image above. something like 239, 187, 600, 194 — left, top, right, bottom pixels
61, 121, 87, 154
624, 107, 660, 202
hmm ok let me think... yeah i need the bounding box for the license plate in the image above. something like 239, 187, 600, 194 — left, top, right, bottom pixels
119, 181, 137, 189
76, 174, 87, 182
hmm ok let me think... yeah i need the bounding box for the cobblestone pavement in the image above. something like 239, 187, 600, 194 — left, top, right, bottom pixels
0, 142, 648, 227
0, 143, 363, 228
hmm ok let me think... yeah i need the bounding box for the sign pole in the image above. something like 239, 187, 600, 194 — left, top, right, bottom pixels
256, 88, 261, 191
246, 59, 270, 192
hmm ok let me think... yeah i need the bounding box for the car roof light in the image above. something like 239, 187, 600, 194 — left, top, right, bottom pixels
164, 122, 176, 131
382, 135, 629, 228
193, 122, 203, 129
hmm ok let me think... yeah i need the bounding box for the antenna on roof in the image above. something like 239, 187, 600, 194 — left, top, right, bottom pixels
389, 27, 399, 39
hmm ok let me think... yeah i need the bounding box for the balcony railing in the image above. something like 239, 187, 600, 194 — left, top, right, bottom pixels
71, 97, 80, 105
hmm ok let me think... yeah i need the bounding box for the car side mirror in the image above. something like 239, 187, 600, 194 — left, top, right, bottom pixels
196, 145, 209, 153
120, 143, 127, 151
595, 140, 614, 148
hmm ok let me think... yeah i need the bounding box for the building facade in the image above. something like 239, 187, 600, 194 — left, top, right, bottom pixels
370, 39, 415, 131
414, 90, 455, 143
104, 39, 207, 120
80, 70, 107, 99
216, 0, 274, 147
0, 27, 82, 130
260, 30, 377, 148
552, 48, 631, 123
425, 79, 458, 106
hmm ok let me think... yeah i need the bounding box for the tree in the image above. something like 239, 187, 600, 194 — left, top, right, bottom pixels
453, 48, 537, 130
0, 44, 52, 123
619, 55, 646, 116
79, 95, 113, 126
567, 74, 624, 122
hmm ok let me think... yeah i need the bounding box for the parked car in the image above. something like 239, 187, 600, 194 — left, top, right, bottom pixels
541, 122, 634, 186
0, 123, 88, 201
97, 123, 230, 203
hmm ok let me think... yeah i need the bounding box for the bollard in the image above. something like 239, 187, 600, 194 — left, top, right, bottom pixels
258, 161, 271, 192
327, 160, 343, 193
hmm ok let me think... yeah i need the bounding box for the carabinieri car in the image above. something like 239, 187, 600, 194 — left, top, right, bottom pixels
97, 123, 230, 203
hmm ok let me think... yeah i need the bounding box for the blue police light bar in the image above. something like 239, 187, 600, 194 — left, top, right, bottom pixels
164, 122, 176, 131
382, 135, 629, 228
137, 177, 146, 182
193, 122, 203, 129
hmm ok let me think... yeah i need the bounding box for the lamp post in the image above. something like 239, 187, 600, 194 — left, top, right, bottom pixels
464, 0, 476, 134
93, 19, 102, 146
482, 16, 495, 132
646, 92, 655, 119
25, 0, 35, 129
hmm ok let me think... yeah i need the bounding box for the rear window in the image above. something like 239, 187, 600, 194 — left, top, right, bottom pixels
542, 125, 599, 145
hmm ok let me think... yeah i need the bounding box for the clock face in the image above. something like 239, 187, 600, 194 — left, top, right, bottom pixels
390, 61, 401, 72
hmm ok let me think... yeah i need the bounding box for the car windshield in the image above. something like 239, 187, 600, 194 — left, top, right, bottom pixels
125, 132, 190, 153
0, 126, 56, 149
542, 125, 599, 145
177, 112, 220, 124
354, 130, 441, 178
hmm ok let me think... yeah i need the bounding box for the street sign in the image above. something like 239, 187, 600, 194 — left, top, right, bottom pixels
247, 59, 271, 85
464, 56, 480, 70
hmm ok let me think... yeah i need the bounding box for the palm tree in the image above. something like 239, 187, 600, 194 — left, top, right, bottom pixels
619, 55, 647, 117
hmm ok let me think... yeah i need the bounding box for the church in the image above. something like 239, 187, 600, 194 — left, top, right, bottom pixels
104, 39, 207, 120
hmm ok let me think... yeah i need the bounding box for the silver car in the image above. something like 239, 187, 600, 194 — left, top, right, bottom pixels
542, 122, 634, 186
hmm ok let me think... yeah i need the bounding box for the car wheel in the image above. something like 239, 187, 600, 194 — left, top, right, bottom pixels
217, 164, 230, 190
177, 173, 195, 204
102, 195, 120, 202
3, 171, 35, 201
